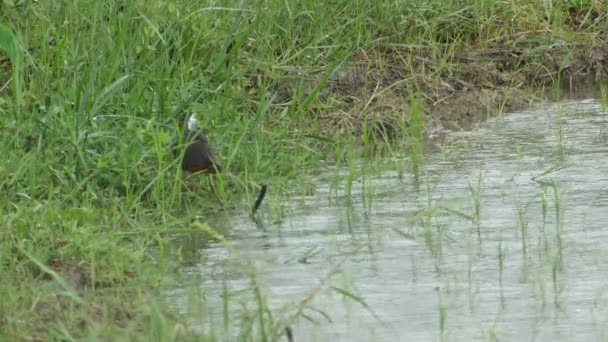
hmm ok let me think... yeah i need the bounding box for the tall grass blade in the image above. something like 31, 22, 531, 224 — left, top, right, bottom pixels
0, 23, 23, 110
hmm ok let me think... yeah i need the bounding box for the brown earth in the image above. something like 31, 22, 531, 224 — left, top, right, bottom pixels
312, 42, 608, 140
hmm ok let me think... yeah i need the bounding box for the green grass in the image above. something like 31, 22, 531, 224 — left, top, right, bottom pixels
1, 0, 607, 340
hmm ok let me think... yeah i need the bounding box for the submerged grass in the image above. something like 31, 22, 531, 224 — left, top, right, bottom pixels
1, 0, 607, 340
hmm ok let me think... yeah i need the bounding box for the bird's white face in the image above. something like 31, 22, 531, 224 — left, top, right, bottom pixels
187, 114, 200, 131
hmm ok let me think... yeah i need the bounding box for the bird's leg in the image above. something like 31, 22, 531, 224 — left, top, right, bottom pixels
180, 171, 194, 209
207, 176, 224, 205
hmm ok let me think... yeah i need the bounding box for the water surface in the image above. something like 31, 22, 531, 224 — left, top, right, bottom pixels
168, 99, 608, 341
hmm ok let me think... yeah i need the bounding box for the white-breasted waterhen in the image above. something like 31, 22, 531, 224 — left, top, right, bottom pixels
175, 113, 267, 219
178, 113, 222, 175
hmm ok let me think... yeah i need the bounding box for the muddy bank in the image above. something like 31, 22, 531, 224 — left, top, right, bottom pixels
288, 43, 608, 139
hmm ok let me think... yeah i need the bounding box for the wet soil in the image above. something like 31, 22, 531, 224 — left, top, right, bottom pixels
310, 43, 608, 139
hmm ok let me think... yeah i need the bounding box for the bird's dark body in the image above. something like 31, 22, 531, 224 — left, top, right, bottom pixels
178, 115, 222, 174
182, 131, 222, 173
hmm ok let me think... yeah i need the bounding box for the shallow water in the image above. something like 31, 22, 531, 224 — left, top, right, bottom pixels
168, 99, 608, 341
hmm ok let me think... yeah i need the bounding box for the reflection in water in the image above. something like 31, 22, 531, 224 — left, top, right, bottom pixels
167, 99, 608, 341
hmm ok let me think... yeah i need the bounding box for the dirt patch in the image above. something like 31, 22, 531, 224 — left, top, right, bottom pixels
44, 258, 91, 291
19, 290, 140, 341
282, 42, 608, 139
4, 258, 144, 340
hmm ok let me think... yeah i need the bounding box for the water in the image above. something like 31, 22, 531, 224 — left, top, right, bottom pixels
168, 99, 608, 341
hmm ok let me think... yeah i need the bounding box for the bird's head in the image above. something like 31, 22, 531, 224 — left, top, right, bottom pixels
186, 113, 200, 131
178, 112, 201, 132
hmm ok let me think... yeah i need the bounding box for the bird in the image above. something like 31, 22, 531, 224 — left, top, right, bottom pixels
174, 113, 268, 216
177, 113, 222, 175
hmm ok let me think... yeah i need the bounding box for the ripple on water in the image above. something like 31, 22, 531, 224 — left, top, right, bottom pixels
168, 99, 608, 342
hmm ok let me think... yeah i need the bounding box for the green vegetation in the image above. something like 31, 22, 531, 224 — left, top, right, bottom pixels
0, 0, 606, 340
